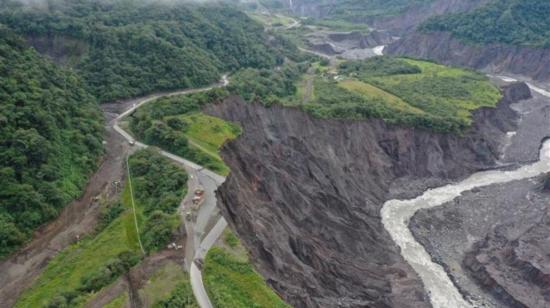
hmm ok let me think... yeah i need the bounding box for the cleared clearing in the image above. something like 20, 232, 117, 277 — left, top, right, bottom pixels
338, 79, 425, 115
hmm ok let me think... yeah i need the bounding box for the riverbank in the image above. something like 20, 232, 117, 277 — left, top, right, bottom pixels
408, 83, 550, 307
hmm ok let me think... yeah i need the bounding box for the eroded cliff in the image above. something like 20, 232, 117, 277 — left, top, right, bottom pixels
408, 85, 550, 308
387, 32, 550, 83
204, 83, 529, 307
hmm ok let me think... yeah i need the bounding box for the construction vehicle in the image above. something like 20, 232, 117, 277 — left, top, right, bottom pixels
192, 188, 205, 205
194, 188, 205, 197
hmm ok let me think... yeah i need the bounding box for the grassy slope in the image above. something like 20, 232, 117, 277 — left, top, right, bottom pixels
305, 18, 370, 32
15, 186, 141, 307
138, 261, 187, 305
338, 79, 425, 115
366, 59, 501, 124
173, 112, 241, 176
248, 12, 296, 27
203, 229, 289, 308
315, 57, 502, 131
16, 148, 189, 306
104, 293, 128, 308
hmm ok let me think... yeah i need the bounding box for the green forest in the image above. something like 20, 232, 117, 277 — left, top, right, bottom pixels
222, 57, 501, 133
0, 27, 103, 258
227, 63, 308, 104
0, 0, 286, 102
323, 57, 501, 132
15, 149, 188, 307
128, 89, 238, 175
259, 0, 433, 21
420, 0, 550, 48
0, 0, 295, 259
128, 148, 188, 252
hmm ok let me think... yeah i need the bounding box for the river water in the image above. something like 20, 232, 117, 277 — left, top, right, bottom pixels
381, 81, 550, 308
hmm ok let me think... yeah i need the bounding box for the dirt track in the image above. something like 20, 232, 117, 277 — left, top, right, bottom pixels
0, 105, 131, 307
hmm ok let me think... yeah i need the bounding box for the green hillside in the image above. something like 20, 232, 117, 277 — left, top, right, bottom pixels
224, 57, 501, 133
336, 57, 501, 131
420, 0, 550, 48
15, 149, 188, 307
128, 89, 241, 176
259, 0, 433, 20
0, 0, 286, 102
203, 230, 289, 308
0, 27, 103, 257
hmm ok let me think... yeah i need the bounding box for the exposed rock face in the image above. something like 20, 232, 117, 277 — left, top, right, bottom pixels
371, 0, 489, 34
204, 83, 529, 307
387, 32, 550, 83
26, 34, 88, 66
326, 31, 394, 49
283, 0, 487, 34
306, 30, 394, 58
409, 88, 550, 307
463, 208, 550, 308
411, 177, 550, 308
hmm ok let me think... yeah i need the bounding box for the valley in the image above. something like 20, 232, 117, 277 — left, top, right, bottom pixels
1, 0, 550, 308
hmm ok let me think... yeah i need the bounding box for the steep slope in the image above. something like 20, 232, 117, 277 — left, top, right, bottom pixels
420, 0, 550, 48
0, 0, 285, 102
204, 83, 529, 307
408, 83, 550, 307
266, 0, 486, 33
388, 0, 550, 82
0, 26, 103, 257
388, 32, 550, 83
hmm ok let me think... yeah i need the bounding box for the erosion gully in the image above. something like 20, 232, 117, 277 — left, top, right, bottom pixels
381, 80, 550, 308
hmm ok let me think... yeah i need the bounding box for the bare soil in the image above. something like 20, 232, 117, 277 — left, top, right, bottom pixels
0, 106, 131, 307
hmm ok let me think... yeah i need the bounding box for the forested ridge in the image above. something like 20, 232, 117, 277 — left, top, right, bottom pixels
219, 57, 501, 133
128, 148, 188, 252
258, 0, 433, 20
0, 0, 294, 258
0, 26, 103, 257
420, 0, 550, 48
0, 0, 287, 102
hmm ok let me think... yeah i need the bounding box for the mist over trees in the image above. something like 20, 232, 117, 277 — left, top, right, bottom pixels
0, 0, 287, 102
420, 0, 550, 48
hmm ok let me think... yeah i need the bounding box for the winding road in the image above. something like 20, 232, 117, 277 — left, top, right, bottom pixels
114, 76, 229, 308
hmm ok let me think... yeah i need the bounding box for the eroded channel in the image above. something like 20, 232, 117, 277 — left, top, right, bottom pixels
381, 82, 550, 308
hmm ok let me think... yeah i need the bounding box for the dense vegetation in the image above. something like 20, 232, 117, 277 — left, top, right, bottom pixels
259, 0, 433, 21
128, 148, 188, 252
128, 89, 241, 175
0, 27, 103, 258
16, 185, 141, 307
134, 261, 198, 308
203, 231, 289, 308
127, 63, 312, 175
154, 281, 198, 308
226, 57, 501, 133
420, 0, 550, 48
227, 63, 308, 103
0, 0, 287, 102
300, 56, 502, 132
15, 149, 187, 307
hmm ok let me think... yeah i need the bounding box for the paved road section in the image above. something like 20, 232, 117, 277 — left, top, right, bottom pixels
113, 76, 229, 308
